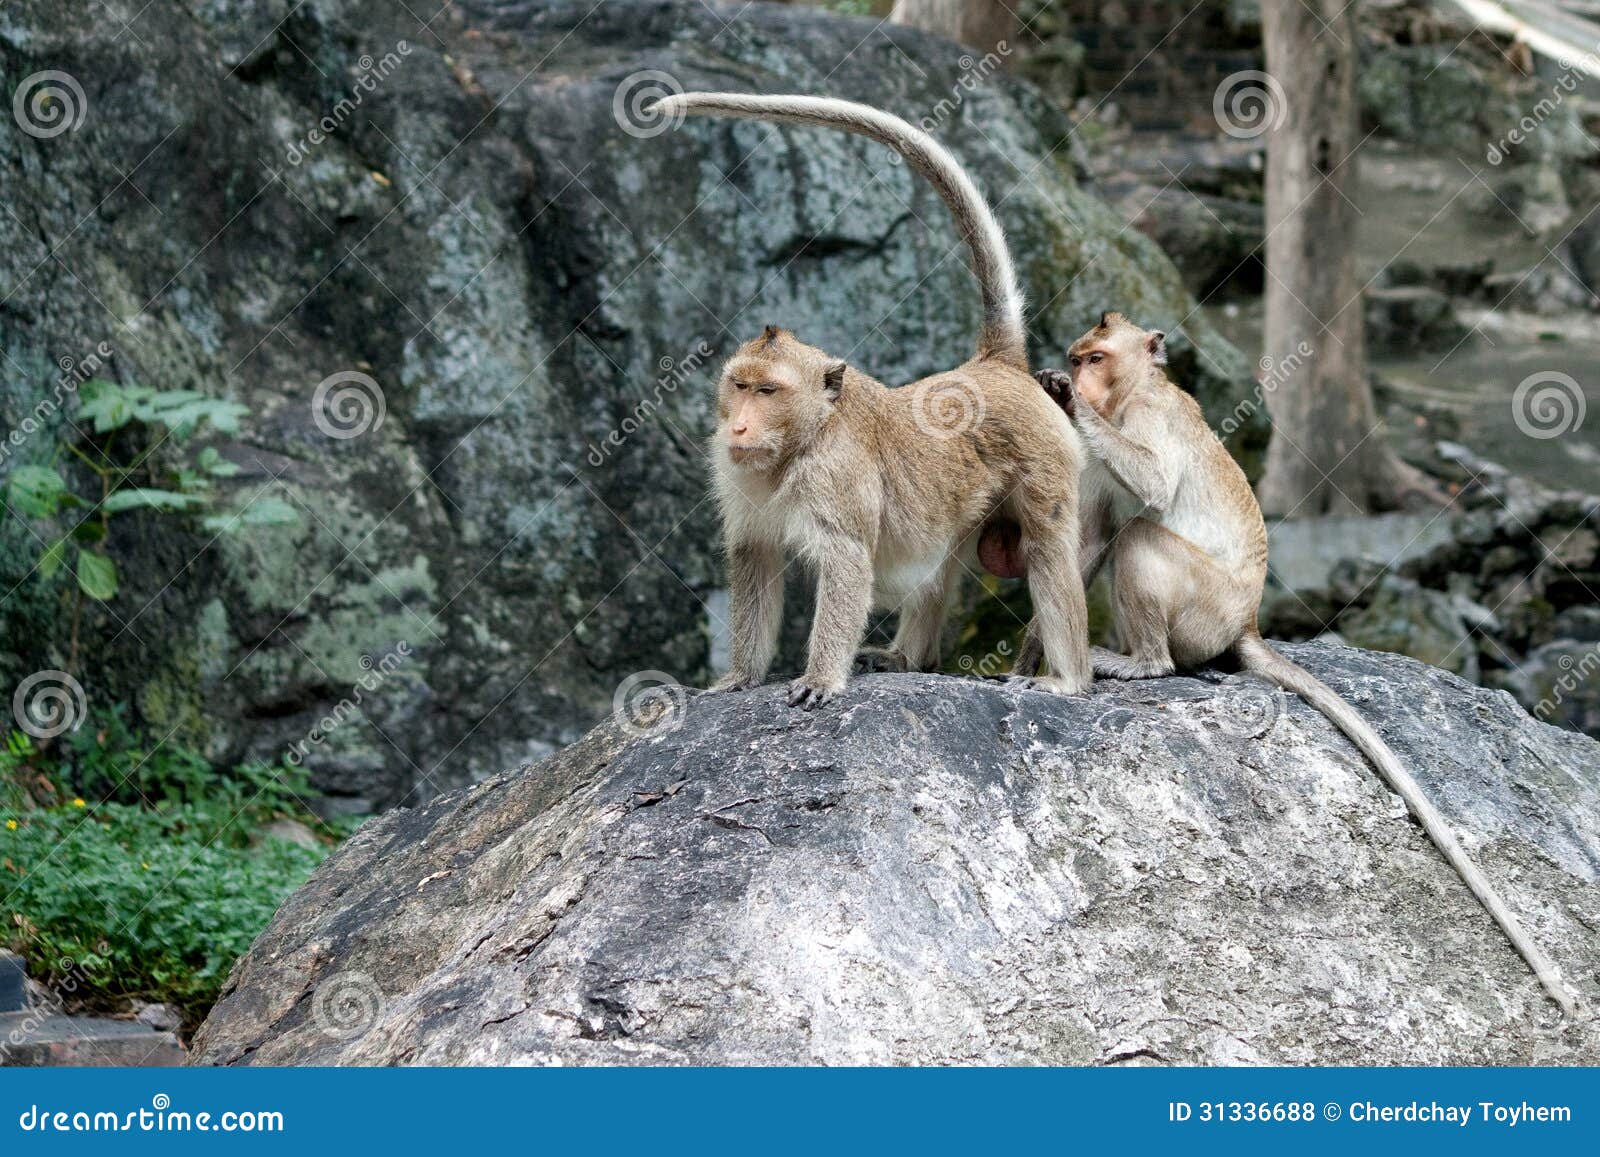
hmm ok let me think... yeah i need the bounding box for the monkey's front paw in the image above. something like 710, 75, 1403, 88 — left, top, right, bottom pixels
787, 675, 842, 710
853, 646, 909, 674
1034, 368, 1076, 418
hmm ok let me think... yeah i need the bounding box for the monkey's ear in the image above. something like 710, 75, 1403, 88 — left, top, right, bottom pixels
1147, 330, 1168, 365
762, 324, 784, 345
1098, 311, 1110, 328
822, 360, 847, 400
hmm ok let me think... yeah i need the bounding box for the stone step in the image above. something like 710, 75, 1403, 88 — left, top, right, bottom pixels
0, 1011, 186, 1067
0, 952, 24, 1013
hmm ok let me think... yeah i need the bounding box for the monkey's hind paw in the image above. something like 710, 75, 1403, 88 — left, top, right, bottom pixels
853, 646, 909, 674
1017, 673, 1090, 697
787, 676, 841, 710
708, 673, 764, 693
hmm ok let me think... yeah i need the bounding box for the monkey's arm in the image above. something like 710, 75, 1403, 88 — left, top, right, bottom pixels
1074, 405, 1177, 514
712, 540, 785, 691
790, 535, 873, 709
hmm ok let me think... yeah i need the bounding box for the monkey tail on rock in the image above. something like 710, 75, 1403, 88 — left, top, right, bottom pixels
1233, 631, 1579, 1017
648, 91, 1027, 367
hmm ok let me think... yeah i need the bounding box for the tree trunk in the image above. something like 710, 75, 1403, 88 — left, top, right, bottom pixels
1256, 0, 1436, 516
888, 0, 1016, 56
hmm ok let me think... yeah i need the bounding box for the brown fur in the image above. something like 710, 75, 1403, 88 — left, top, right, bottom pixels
713, 329, 1090, 708
653, 92, 1092, 707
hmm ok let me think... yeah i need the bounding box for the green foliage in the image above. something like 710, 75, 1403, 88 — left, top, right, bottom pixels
3, 379, 295, 609
1, 711, 350, 1022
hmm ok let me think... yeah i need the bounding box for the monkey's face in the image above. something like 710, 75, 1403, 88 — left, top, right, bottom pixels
715, 330, 844, 470
1067, 313, 1166, 415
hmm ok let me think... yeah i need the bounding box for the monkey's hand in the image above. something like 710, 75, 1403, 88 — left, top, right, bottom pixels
1034, 368, 1075, 419
708, 672, 764, 693
787, 673, 843, 710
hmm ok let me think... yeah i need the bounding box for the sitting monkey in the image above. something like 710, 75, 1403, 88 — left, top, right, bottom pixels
1017, 312, 1576, 1015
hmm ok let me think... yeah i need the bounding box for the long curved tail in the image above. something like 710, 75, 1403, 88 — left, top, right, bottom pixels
649, 91, 1026, 367
1234, 632, 1578, 1016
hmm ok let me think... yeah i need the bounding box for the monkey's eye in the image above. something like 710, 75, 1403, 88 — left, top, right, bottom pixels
732, 380, 750, 391
756, 385, 777, 396
1069, 356, 1081, 367
1088, 353, 1104, 364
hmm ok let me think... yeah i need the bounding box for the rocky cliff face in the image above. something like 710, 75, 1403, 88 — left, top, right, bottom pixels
190, 643, 1599, 1067
0, 0, 1252, 809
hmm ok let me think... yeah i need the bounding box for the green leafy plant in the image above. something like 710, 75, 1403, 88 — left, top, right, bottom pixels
4, 379, 296, 672
1, 710, 353, 1023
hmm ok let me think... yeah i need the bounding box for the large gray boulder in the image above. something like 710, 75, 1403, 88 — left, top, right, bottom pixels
190, 643, 1600, 1066
0, 0, 1253, 810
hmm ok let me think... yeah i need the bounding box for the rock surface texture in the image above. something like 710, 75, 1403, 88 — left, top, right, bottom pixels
191, 643, 1600, 1066
0, 0, 1251, 809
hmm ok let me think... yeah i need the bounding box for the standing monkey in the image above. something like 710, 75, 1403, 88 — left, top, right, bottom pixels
1019, 312, 1578, 1015
646, 92, 1091, 708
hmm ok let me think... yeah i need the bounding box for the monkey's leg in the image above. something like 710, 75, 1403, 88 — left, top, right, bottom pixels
790, 538, 874, 709
711, 540, 785, 692
889, 563, 955, 672
1097, 519, 1240, 680
1018, 495, 1092, 695
1094, 519, 1178, 679
1015, 500, 1110, 679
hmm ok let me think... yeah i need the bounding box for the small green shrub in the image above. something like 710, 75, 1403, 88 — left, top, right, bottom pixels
1, 713, 351, 1024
